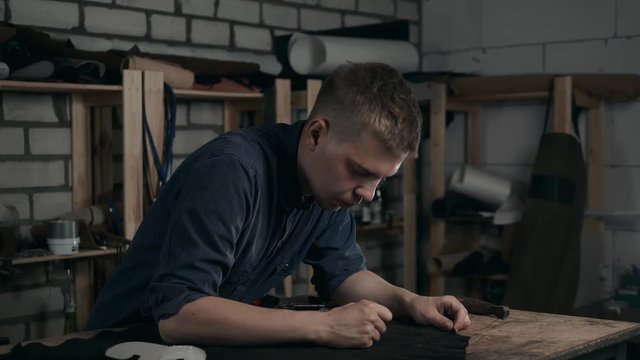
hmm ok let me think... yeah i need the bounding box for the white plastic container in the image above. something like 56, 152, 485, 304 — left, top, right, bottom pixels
47, 237, 80, 255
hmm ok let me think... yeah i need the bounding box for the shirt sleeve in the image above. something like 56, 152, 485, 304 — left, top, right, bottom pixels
147, 153, 256, 321
304, 210, 366, 300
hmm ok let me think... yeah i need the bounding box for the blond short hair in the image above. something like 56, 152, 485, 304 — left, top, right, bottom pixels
309, 62, 422, 156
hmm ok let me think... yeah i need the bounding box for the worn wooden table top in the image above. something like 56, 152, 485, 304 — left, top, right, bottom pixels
462, 309, 640, 359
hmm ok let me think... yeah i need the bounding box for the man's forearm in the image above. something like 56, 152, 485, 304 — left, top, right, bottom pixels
332, 270, 417, 317
159, 296, 324, 345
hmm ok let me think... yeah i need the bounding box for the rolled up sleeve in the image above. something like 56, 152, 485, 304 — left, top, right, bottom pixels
305, 210, 366, 300
148, 153, 255, 321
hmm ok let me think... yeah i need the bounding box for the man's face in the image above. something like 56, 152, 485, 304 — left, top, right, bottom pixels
304, 124, 406, 211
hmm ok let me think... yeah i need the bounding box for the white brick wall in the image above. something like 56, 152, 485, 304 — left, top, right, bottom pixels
421, 0, 482, 52
422, 45, 544, 75
234, 25, 272, 51
0, 128, 24, 154
3, 94, 61, 123
0, 193, 30, 219
29, 128, 71, 155
617, 0, 640, 36
189, 102, 223, 126
150, 14, 187, 42
217, 0, 260, 24
9, 0, 79, 30
33, 192, 72, 220
482, 0, 615, 47
0, 161, 66, 189
173, 130, 218, 155
397, 0, 419, 21
344, 14, 381, 27
84, 6, 147, 37
263, 4, 298, 29
179, 0, 215, 16
191, 19, 230, 46
0, 287, 64, 319
358, 0, 395, 16
300, 8, 342, 31
115, 0, 174, 12
319, 0, 355, 11
176, 102, 189, 126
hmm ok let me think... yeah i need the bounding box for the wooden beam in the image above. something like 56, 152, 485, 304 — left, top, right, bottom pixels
143, 71, 165, 199
429, 83, 447, 296
275, 79, 291, 124
71, 94, 91, 210
223, 100, 239, 132
403, 157, 417, 292
92, 107, 114, 204
122, 70, 144, 240
466, 105, 483, 167
306, 79, 322, 116
446, 100, 478, 113
291, 90, 307, 111
553, 76, 573, 134
574, 88, 602, 109
73, 259, 93, 331
283, 276, 293, 297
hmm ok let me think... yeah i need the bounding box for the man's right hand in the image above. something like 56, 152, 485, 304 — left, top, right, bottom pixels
316, 299, 393, 348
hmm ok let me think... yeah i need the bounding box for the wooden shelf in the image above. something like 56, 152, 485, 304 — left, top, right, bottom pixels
0, 80, 264, 100
10, 248, 119, 266
0, 80, 122, 94
357, 222, 404, 236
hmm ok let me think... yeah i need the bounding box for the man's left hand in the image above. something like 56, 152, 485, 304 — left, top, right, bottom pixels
405, 295, 471, 332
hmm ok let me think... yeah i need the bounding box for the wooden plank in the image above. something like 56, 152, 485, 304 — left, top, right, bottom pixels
98, 108, 114, 204
306, 79, 322, 116
11, 249, 119, 265
450, 92, 549, 103
73, 259, 93, 331
463, 310, 640, 359
71, 94, 91, 210
466, 105, 484, 251
291, 90, 307, 111
223, 100, 239, 132
429, 83, 447, 296
174, 88, 262, 100
143, 71, 165, 199
574, 88, 601, 109
275, 79, 291, 124
446, 100, 482, 112
553, 76, 573, 134
0, 80, 122, 93
449, 74, 640, 101
585, 101, 606, 299
122, 70, 144, 240
402, 158, 417, 292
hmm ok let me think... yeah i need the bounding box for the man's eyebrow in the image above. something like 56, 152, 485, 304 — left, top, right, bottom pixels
348, 159, 386, 178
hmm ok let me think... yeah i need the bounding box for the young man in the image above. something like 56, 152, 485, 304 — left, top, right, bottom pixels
86, 62, 470, 348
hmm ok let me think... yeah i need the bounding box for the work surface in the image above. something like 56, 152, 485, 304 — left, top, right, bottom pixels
462, 310, 640, 359
1, 310, 639, 359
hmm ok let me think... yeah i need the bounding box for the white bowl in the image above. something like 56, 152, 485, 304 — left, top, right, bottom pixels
47, 237, 80, 255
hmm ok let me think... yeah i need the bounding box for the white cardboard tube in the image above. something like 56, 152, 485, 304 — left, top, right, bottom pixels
288, 34, 419, 75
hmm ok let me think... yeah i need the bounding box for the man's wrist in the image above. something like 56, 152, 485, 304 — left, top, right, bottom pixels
393, 287, 420, 317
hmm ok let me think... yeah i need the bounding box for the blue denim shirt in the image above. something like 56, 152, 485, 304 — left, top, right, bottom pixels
86, 121, 365, 330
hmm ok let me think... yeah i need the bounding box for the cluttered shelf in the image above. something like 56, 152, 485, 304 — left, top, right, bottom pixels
10, 248, 119, 266
0, 80, 263, 100
356, 222, 404, 236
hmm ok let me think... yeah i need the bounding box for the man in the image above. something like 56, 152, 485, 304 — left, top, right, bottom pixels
87, 62, 470, 348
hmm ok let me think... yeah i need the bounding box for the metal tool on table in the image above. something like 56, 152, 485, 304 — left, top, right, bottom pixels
455, 296, 510, 319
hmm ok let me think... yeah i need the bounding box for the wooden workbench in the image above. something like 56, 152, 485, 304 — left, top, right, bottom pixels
463, 310, 640, 359
1, 310, 638, 359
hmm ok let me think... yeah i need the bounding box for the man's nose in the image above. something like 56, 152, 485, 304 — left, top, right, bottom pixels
355, 182, 378, 202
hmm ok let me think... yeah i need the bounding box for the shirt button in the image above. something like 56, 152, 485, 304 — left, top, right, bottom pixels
280, 263, 290, 273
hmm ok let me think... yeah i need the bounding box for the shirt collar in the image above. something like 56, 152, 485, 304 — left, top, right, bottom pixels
278, 120, 313, 210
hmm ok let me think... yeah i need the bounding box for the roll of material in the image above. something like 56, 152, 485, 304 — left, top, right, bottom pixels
449, 166, 512, 208
123, 56, 194, 89
287, 34, 419, 76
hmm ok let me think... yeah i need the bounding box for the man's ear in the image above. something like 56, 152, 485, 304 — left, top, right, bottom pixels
304, 117, 330, 151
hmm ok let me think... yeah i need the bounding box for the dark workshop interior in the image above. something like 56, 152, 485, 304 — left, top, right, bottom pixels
0, 0, 639, 359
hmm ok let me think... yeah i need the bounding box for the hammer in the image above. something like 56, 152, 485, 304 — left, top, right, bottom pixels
455, 296, 510, 319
